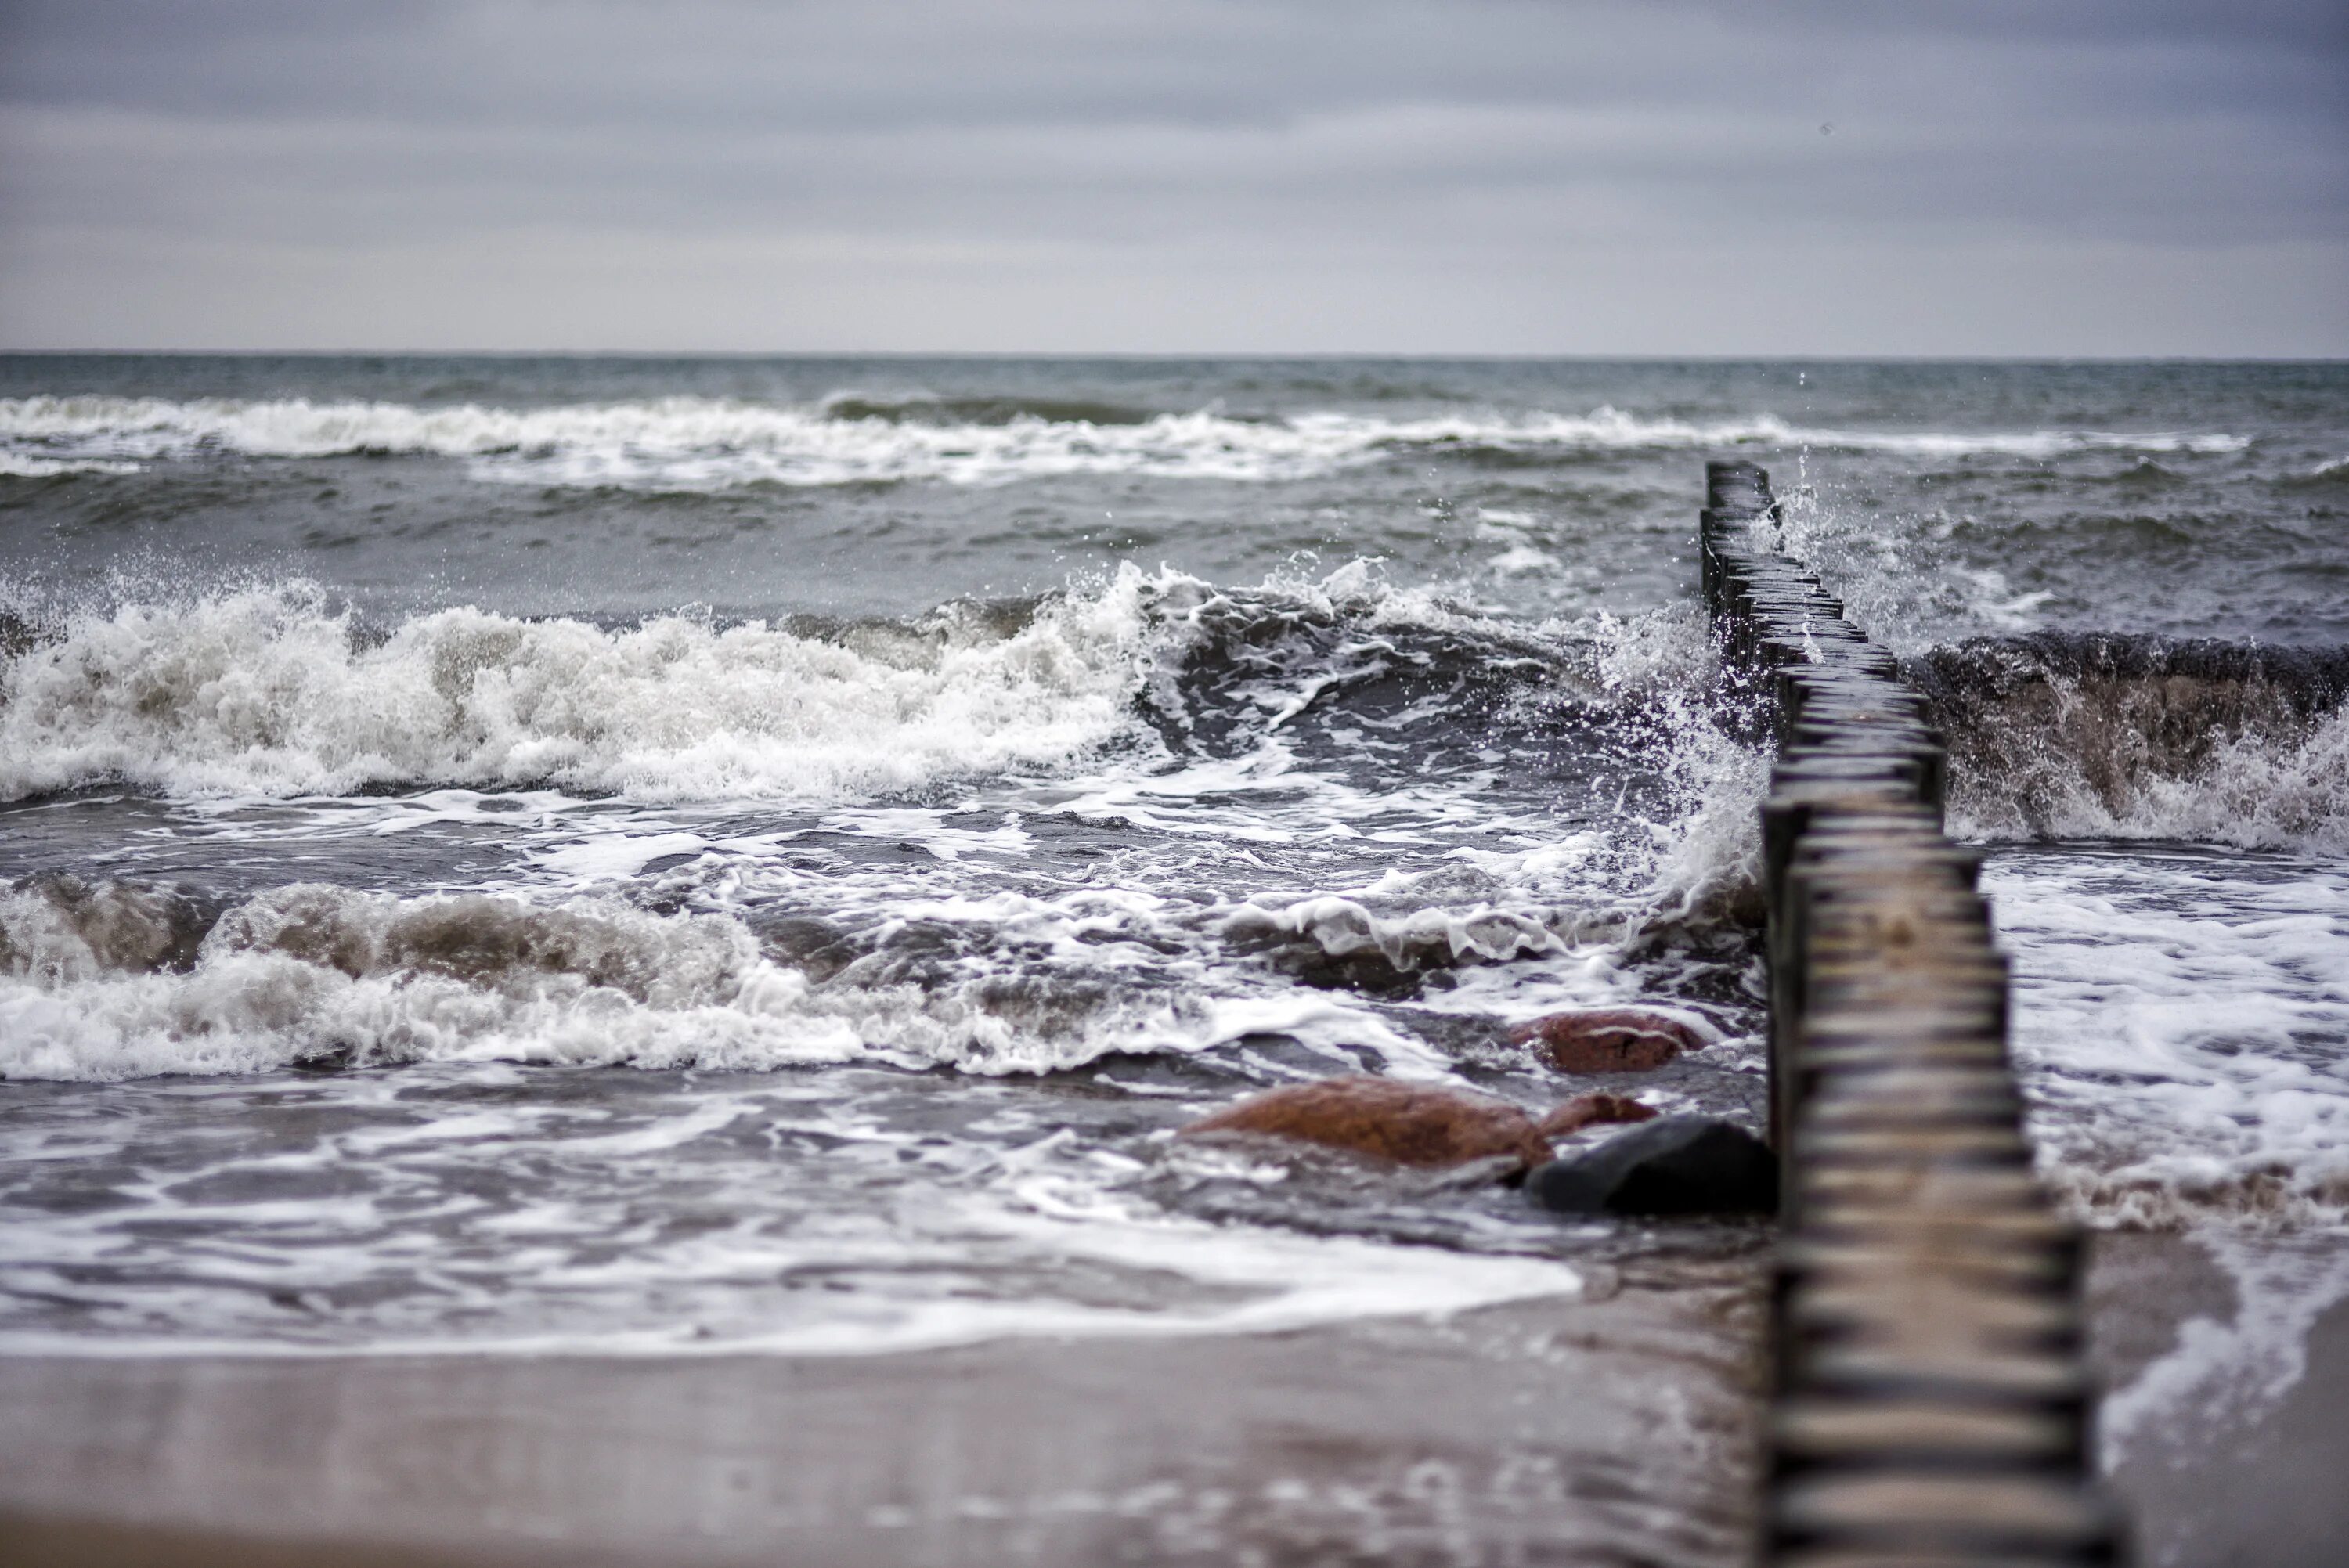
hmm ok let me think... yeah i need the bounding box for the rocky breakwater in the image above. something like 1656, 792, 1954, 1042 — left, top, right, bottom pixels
1701, 461, 2119, 1564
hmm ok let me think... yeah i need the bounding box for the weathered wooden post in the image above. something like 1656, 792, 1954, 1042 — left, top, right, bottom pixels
1698, 461, 2121, 1565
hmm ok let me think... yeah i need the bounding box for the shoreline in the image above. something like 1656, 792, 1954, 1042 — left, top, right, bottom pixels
0, 1269, 1765, 1566
2086, 1227, 2349, 1566
13, 1231, 2349, 1564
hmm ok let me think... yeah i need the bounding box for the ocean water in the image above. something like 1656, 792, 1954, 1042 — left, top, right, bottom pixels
0, 359, 2344, 1441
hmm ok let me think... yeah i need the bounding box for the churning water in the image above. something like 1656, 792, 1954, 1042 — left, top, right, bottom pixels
0, 359, 2342, 1412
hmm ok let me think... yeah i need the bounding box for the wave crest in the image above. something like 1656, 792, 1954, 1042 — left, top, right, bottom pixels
0, 393, 2250, 490
1911, 633, 2349, 851
0, 879, 1244, 1082
0, 572, 1168, 803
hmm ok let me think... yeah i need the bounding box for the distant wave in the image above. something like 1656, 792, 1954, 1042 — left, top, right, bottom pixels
0, 451, 140, 478
2278, 455, 2349, 489
0, 393, 2252, 489
1911, 633, 2349, 852
816, 391, 1161, 427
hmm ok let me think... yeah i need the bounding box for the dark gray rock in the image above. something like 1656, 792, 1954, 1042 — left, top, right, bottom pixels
1526, 1116, 1777, 1217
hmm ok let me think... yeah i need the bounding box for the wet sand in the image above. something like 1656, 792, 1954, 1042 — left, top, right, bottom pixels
21, 1217, 2349, 1566
2086, 1230, 2349, 1568
0, 1254, 1764, 1567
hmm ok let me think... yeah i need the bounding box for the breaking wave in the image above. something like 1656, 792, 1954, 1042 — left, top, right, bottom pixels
0, 393, 2250, 489
0, 876, 1375, 1083
2278, 454, 2349, 489
0, 562, 1769, 905
0, 570, 1172, 804
1911, 633, 2349, 852
0, 575, 1773, 1085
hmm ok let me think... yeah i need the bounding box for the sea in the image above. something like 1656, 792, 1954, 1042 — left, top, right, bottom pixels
1, 357, 2344, 1550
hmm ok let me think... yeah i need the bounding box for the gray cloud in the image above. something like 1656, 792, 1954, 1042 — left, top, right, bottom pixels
1, 0, 2341, 353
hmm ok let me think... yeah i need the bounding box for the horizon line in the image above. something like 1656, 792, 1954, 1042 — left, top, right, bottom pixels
4, 348, 2345, 365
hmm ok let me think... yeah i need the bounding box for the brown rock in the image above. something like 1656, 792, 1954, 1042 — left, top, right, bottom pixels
1510, 1008, 1706, 1072
1179, 1076, 1654, 1173
1536, 1092, 1658, 1140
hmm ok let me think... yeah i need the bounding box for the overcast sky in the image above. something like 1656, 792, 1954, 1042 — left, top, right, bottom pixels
2, 1, 2342, 355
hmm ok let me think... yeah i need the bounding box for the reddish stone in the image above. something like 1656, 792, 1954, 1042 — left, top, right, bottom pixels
1536, 1092, 1659, 1140
1180, 1076, 1657, 1173
1509, 1008, 1706, 1072
1183, 1076, 1545, 1168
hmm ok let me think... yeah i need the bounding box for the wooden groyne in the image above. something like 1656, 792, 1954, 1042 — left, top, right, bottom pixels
1698, 462, 2120, 1566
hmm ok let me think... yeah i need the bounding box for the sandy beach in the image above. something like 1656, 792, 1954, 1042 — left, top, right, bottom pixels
2085, 1231, 2349, 1566
13, 1228, 2349, 1565
0, 1258, 1763, 1566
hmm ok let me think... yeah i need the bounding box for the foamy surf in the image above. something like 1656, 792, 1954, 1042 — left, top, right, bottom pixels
0, 564, 1764, 1090
0, 541, 1749, 1113
0, 876, 1478, 1083
0, 452, 140, 478
0, 566, 1768, 925
1990, 849, 2349, 1230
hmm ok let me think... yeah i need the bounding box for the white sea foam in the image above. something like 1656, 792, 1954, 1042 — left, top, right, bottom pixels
1487, 544, 1560, 577
2098, 1231, 2349, 1475
1990, 850, 2349, 1228
1571, 603, 1770, 923
0, 570, 1171, 804
0, 564, 1765, 1092
0, 557, 1759, 892
0, 394, 2251, 490
0, 1063, 1583, 1356
0, 561, 1534, 809
0, 1215, 1584, 1359
0, 452, 139, 478
1218, 896, 1561, 971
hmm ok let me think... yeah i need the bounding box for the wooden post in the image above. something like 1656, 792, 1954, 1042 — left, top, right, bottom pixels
1698, 462, 2123, 1565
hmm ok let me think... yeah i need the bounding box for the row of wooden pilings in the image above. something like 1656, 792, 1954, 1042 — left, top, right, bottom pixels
1698, 462, 2123, 1566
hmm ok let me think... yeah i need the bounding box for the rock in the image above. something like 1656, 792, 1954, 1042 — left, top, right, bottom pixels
1525, 1116, 1777, 1216
1535, 1092, 1657, 1140
1180, 1076, 1654, 1173
1510, 1007, 1707, 1072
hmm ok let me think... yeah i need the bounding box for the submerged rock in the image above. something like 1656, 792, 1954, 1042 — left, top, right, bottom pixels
1535, 1091, 1654, 1140
1179, 1076, 1653, 1172
1526, 1116, 1777, 1217
1509, 1007, 1707, 1072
